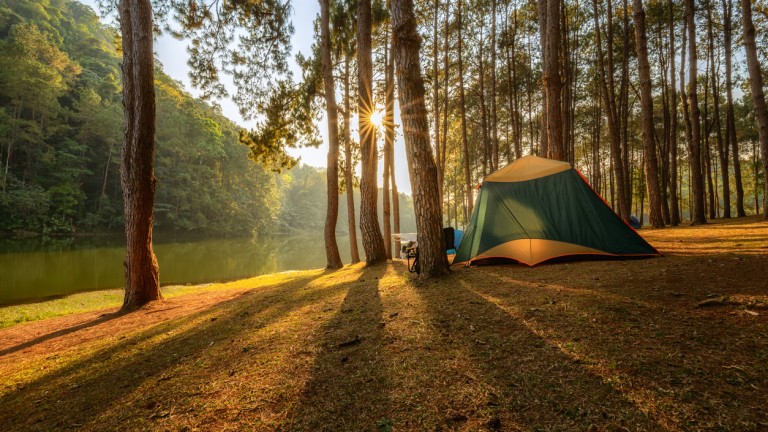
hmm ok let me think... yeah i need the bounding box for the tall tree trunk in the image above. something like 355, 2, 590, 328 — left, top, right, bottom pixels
538, 0, 548, 157
620, 0, 632, 211
669, 0, 681, 225
343, 56, 361, 263
633, 0, 664, 227
358, 0, 387, 263
457, 0, 473, 216
383, 25, 393, 259
543, 0, 564, 160
387, 23, 400, 255
686, 0, 707, 224
119, 0, 161, 311
490, 0, 499, 170
506, 3, 522, 160
723, 0, 746, 216
441, 0, 450, 193
740, 0, 768, 219
707, 0, 729, 217
478, 20, 490, 176
592, 0, 630, 219
390, 0, 450, 277
703, 51, 716, 219
656, 20, 672, 225
320, 0, 343, 269
432, 0, 442, 196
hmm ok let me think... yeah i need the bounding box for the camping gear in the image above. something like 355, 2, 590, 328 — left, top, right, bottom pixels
447, 229, 463, 255
629, 215, 641, 229
453, 155, 659, 266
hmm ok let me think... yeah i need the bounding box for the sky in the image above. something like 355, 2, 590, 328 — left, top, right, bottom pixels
81, 0, 414, 194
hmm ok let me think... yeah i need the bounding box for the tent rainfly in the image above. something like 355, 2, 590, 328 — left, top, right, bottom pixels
453, 155, 660, 266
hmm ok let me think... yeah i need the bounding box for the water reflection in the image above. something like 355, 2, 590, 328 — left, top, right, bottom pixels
0, 234, 363, 305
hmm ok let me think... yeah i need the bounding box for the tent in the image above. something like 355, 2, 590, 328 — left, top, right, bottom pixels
453, 155, 659, 266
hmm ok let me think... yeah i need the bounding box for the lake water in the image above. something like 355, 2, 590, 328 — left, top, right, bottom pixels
0, 234, 367, 305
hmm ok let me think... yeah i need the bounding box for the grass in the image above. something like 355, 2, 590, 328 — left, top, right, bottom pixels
0, 217, 766, 431
0, 270, 311, 329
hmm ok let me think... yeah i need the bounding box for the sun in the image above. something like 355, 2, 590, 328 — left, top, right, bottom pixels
369, 108, 384, 129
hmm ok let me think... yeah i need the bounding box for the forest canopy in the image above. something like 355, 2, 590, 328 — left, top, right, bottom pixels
0, 0, 415, 237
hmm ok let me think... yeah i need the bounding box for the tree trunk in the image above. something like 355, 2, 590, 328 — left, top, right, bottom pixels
320, 0, 343, 269
633, 0, 664, 227
344, 56, 361, 263
119, 0, 161, 311
669, 0, 681, 225
358, 0, 388, 263
490, 0, 499, 170
542, 0, 564, 160
740, 0, 768, 219
707, 0, 729, 218
538, 0, 548, 157
432, 0, 442, 195
391, 0, 450, 277
592, 0, 630, 219
723, 0, 746, 216
478, 20, 490, 176
686, 0, 707, 224
383, 25, 393, 260
387, 26, 400, 255
457, 0, 473, 216
620, 0, 632, 211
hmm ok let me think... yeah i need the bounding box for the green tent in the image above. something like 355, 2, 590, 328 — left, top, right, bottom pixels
453, 155, 659, 266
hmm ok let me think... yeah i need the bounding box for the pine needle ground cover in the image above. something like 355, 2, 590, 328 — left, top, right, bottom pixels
0, 218, 766, 431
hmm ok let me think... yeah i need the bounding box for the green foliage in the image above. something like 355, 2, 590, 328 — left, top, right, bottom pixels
0, 0, 416, 237
0, 0, 281, 235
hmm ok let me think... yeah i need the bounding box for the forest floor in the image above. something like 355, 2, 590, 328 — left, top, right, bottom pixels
1, 217, 767, 431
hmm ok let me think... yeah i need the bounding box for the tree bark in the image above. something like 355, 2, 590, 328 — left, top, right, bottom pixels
432, 0, 442, 194
592, 0, 630, 219
538, 0, 548, 157
358, 0, 388, 263
723, 0, 746, 216
383, 24, 393, 259
343, 56, 361, 263
386, 25, 400, 255
320, 0, 343, 269
707, 0, 729, 218
119, 0, 161, 311
490, 0, 499, 170
669, 0, 681, 225
390, 0, 450, 277
740, 0, 768, 219
478, 20, 490, 176
686, 0, 707, 224
457, 0, 473, 216
542, 0, 564, 160
633, 0, 664, 228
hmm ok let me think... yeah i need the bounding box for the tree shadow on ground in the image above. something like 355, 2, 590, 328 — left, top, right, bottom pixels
0, 269, 352, 430
412, 277, 664, 431
281, 263, 389, 431
0, 312, 120, 357
470, 266, 768, 430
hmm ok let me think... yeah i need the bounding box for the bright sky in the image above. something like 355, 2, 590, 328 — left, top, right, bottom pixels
81, 0, 413, 194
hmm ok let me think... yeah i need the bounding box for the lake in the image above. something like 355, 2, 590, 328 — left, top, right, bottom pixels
0, 234, 367, 305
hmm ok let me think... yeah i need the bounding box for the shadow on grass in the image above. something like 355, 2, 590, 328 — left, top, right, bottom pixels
470, 267, 768, 430
281, 263, 389, 431
0, 270, 341, 430
0, 312, 120, 357
413, 277, 663, 430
